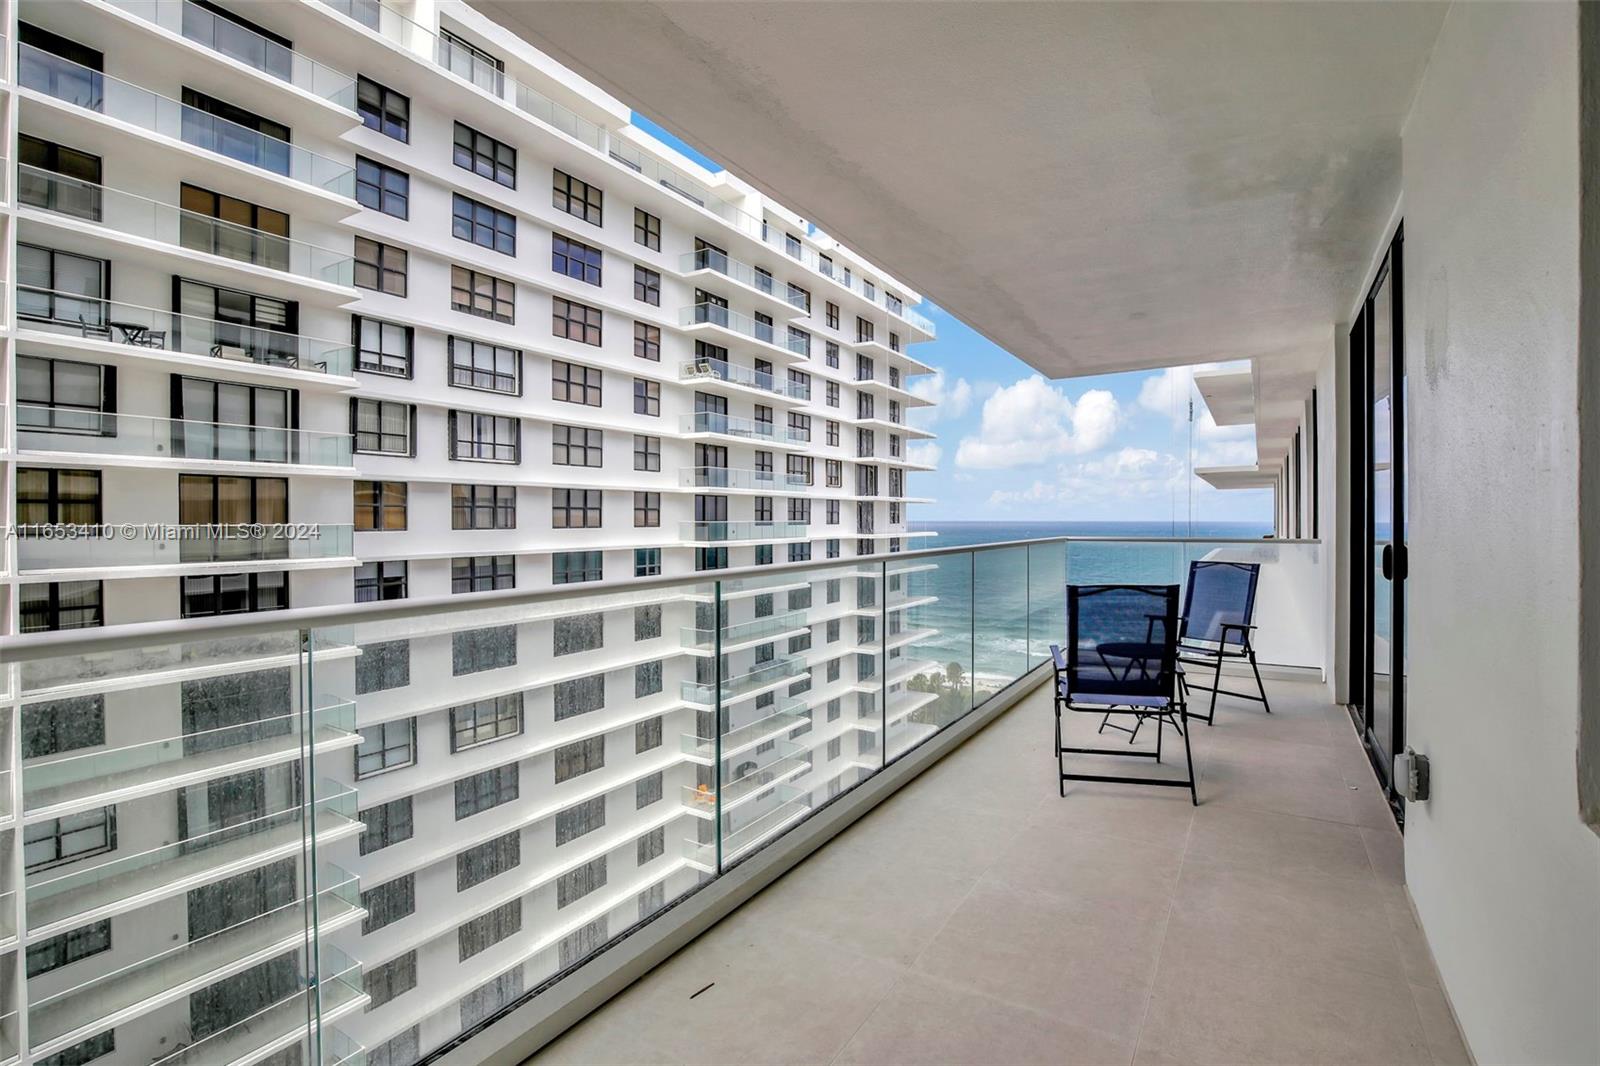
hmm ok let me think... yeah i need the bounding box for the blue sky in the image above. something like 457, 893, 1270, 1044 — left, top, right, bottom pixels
636, 113, 1272, 526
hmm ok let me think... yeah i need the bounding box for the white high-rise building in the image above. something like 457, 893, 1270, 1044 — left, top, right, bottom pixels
0, 1, 940, 1063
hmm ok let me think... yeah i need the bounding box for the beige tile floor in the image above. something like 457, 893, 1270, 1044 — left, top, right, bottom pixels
534, 678, 1471, 1066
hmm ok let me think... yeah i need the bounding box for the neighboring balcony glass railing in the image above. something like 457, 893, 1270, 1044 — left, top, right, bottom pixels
17, 43, 355, 198
680, 467, 811, 491
16, 287, 354, 375
18, 166, 354, 286
106, 0, 357, 107
681, 703, 810, 760
682, 520, 810, 543
681, 411, 805, 443
679, 357, 808, 399
15, 522, 355, 571
679, 248, 809, 312
682, 657, 809, 705
680, 610, 809, 649
681, 303, 810, 356
15, 405, 354, 466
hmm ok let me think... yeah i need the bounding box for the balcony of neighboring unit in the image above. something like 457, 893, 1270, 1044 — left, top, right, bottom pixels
15, 406, 354, 473
16, 288, 356, 379
682, 520, 810, 543
25, 877, 364, 1062
17, 167, 355, 297
14, 521, 356, 577
680, 467, 813, 494
25, 783, 360, 938
682, 657, 809, 705
679, 358, 809, 402
679, 248, 810, 317
16, 43, 356, 202
681, 610, 810, 651
683, 742, 814, 816
681, 412, 806, 444
680, 304, 810, 360
96, 0, 357, 111
681, 703, 812, 764
22, 700, 357, 821
682, 784, 815, 872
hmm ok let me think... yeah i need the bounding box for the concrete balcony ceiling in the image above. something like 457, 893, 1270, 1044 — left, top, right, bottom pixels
471, 1, 1445, 377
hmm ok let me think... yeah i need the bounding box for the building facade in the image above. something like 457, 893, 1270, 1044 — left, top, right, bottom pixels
0, 1, 939, 1063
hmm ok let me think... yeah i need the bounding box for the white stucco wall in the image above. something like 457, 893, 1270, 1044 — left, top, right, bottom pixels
1400, 4, 1600, 1062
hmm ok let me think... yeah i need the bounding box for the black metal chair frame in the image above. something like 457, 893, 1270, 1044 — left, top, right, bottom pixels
1053, 584, 1196, 806
1175, 561, 1272, 727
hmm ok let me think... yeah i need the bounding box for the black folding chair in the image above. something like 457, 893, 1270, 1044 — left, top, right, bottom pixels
1176, 561, 1271, 726
1052, 584, 1195, 805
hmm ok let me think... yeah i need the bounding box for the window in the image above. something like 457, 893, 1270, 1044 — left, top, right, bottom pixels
634, 434, 661, 471
634, 265, 661, 306
788, 455, 814, 485
453, 625, 516, 673
356, 75, 408, 140
634, 377, 660, 416
453, 121, 515, 187
785, 232, 803, 257
452, 555, 515, 593
37, 1032, 115, 1066
16, 355, 112, 433
633, 321, 661, 362
553, 551, 603, 585
25, 808, 114, 870
354, 237, 406, 296
553, 425, 603, 467
552, 233, 602, 285
452, 193, 516, 255
361, 874, 414, 933
634, 491, 660, 528
635, 604, 662, 641
755, 544, 774, 566
636, 718, 664, 757
449, 337, 520, 394
461, 971, 524, 1031
354, 560, 408, 602
438, 27, 504, 91
22, 695, 105, 759
458, 900, 521, 961
553, 169, 603, 225
826, 382, 841, 410
354, 317, 412, 377
552, 361, 602, 406
351, 399, 412, 455
19, 134, 103, 221
553, 674, 604, 719
453, 484, 515, 530
634, 208, 661, 250
552, 297, 602, 346
16, 468, 100, 527
789, 413, 812, 442
555, 796, 605, 845
787, 326, 811, 357
27, 919, 111, 977
451, 694, 523, 751
458, 832, 520, 890
695, 547, 728, 572
358, 796, 412, 855
554, 736, 605, 784
553, 488, 601, 528
365, 951, 416, 1010
788, 283, 811, 314
181, 572, 287, 617
355, 719, 415, 778
455, 764, 519, 819
355, 638, 408, 696
17, 245, 109, 329
449, 410, 521, 463
634, 660, 663, 700
826, 461, 843, 489
355, 156, 408, 218
554, 613, 604, 655
634, 548, 661, 577
178, 183, 290, 270
557, 856, 608, 911
559, 917, 609, 968
451, 265, 515, 323
825, 301, 840, 330
636, 774, 664, 813
370, 1027, 420, 1066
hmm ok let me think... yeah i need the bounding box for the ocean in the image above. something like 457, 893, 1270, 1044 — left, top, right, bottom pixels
902, 520, 1272, 683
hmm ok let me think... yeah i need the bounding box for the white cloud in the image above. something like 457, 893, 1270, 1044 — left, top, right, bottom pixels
954, 375, 1120, 469
985, 447, 1188, 509
1137, 363, 1255, 442
908, 370, 973, 425
906, 441, 942, 468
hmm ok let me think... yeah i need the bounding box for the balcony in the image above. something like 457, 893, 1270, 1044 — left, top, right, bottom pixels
680, 303, 810, 359
16, 287, 355, 376
17, 43, 355, 199
17, 166, 355, 291
681, 520, 809, 543
679, 357, 808, 400
680, 466, 811, 492
681, 411, 804, 444
679, 247, 810, 315
15, 406, 354, 469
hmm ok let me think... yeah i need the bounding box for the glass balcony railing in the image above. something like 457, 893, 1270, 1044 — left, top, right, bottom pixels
681, 411, 805, 443
15, 405, 354, 466
18, 166, 354, 285
679, 357, 807, 399
106, 0, 357, 107
16, 287, 354, 375
17, 43, 355, 198
682, 520, 810, 543
679, 466, 812, 491
15, 522, 355, 571
0, 535, 1324, 1066
681, 304, 810, 356
679, 247, 809, 312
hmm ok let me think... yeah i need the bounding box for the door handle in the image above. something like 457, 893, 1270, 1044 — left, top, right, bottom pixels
1381, 543, 1407, 581
1381, 543, 1393, 581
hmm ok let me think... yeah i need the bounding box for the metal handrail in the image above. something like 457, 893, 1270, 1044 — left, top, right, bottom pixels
0, 536, 1320, 661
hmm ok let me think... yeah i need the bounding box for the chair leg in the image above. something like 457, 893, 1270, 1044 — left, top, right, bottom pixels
1249, 649, 1272, 713
1207, 653, 1223, 725
1056, 703, 1065, 797
1155, 709, 1163, 764
1097, 711, 1112, 734
1181, 709, 1197, 806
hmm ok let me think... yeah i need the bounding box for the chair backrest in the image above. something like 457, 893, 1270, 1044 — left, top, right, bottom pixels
1065, 584, 1179, 699
1180, 561, 1260, 645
